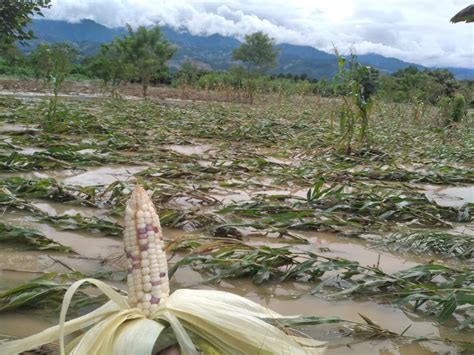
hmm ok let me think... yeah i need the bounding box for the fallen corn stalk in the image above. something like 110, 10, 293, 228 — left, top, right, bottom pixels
0, 186, 326, 354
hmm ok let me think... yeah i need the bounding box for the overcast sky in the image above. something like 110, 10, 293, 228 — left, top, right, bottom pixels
43, 0, 474, 68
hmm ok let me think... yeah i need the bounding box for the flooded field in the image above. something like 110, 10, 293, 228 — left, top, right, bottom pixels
0, 93, 472, 354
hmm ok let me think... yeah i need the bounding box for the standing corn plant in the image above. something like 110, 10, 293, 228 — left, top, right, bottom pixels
0, 186, 326, 354
333, 52, 379, 153
33, 43, 77, 130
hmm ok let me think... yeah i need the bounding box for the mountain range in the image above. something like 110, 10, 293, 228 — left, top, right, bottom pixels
24, 19, 474, 80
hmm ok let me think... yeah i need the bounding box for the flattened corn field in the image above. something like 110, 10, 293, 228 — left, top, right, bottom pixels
0, 93, 473, 354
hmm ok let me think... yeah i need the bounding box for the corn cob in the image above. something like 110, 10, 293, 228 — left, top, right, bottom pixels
124, 186, 169, 316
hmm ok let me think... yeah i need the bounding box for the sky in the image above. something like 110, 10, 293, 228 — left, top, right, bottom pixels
43, 0, 474, 68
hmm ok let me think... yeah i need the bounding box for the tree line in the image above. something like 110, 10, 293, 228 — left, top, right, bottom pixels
0, 0, 471, 110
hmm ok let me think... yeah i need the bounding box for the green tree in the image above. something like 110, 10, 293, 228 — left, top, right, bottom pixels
232, 31, 279, 73
88, 39, 133, 98
176, 59, 201, 87
381, 67, 460, 105
28, 44, 52, 83
0, 0, 51, 47
450, 94, 466, 124
123, 26, 176, 98
426, 69, 459, 98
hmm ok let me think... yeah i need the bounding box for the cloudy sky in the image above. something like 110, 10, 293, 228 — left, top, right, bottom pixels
43, 0, 473, 68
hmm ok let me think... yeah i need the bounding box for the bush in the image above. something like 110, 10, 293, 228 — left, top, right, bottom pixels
450, 94, 466, 123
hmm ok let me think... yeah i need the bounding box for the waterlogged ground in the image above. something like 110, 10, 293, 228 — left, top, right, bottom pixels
0, 92, 473, 354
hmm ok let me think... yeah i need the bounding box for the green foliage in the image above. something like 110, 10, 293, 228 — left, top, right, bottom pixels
0, 223, 71, 251
450, 94, 466, 123
380, 67, 461, 105
0, 176, 97, 205
232, 31, 279, 73
0, 273, 106, 312
122, 25, 176, 98
381, 230, 473, 259
0, 0, 51, 46
27, 43, 78, 128
175, 60, 203, 87
87, 39, 133, 98
334, 53, 379, 153
451, 5, 474, 23
28, 44, 53, 82
439, 94, 467, 126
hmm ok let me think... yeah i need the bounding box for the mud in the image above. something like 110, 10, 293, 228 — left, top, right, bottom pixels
0, 79, 254, 103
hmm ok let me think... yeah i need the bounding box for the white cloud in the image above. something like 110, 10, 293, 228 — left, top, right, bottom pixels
43, 0, 474, 68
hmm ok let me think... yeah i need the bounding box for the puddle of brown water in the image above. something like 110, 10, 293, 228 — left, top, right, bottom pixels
0, 311, 57, 341
0, 123, 41, 133
2, 211, 122, 259
76, 148, 97, 155
0, 246, 68, 273
255, 147, 295, 166
0, 276, 466, 355
169, 268, 468, 355
0, 165, 148, 186
246, 231, 431, 274
452, 223, 474, 236
31, 199, 108, 218
424, 185, 474, 208
18, 147, 46, 155
301, 231, 433, 272
209, 185, 308, 205
254, 188, 307, 199
62, 165, 148, 186
210, 188, 251, 205
0, 169, 82, 182
165, 144, 214, 156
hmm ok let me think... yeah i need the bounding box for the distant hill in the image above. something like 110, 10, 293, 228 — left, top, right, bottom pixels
23, 19, 474, 80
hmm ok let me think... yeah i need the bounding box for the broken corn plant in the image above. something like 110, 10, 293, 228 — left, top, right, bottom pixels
0, 186, 326, 355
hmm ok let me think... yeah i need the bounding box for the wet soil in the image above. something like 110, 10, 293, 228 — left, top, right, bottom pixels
0, 79, 252, 103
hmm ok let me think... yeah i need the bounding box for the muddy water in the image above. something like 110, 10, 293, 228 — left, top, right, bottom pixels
210, 186, 308, 205
62, 165, 149, 186
285, 231, 428, 272
0, 122, 41, 133
0, 165, 149, 186
424, 184, 474, 208
0, 216, 468, 354
31, 199, 106, 218
165, 144, 215, 156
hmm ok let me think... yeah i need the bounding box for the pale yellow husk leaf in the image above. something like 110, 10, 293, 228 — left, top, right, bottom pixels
112, 318, 166, 355
58, 278, 130, 354
159, 289, 327, 355
0, 280, 327, 355
0, 301, 119, 354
